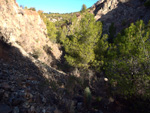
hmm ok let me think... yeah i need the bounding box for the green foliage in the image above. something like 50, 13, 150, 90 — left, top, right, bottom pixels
81, 4, 87, 13
42, 7, 150, 105
108, 23, 116, 43
93, 34, 109, 71
60, 13, 102, 68
105, 20, 150, 98
114, 20, 150, 59
29, 7, 36, 11
46, 21, 57, 42
57, 26, 68, 43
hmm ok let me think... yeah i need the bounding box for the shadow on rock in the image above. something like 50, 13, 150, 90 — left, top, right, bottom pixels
0, 40, 60, 113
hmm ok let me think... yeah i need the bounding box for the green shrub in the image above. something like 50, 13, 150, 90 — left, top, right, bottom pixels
108, 23, 116, 43
43, 45, 52, 54
81, 4, 87, 13
32, 49, 42, 59
105, 20, 150, 99
60, 13, 102, 68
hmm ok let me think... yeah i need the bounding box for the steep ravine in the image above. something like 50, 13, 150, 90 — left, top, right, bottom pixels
1, 0, 150, 113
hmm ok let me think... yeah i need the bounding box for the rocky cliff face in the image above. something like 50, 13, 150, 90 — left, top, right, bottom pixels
0, 0, 62, 65
91, 0, 150, 34
0, 1, 67, 112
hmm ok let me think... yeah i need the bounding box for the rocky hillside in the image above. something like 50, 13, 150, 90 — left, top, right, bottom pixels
0, 0, 62, 66
91, 0, 150, 34
0, 40, 65, 113
1, 0, 150, 113
0, 1, 112, 111
0, 1, 68, 112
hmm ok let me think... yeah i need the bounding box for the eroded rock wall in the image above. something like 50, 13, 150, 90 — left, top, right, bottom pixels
0, 0, 62, 65
91, 0, 150, 34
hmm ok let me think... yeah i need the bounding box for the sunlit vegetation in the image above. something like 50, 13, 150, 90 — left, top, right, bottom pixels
106, 20, 150, 99
59, 13, 102, 68
28, 7, 36, 11
81, 4, 87, 13
38, 4, 150, 112
43, 9, 150, 99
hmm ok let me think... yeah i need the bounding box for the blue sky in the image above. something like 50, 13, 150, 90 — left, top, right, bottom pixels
16, 0, 98, 14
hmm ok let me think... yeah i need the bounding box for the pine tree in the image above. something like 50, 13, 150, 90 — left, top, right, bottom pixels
105, 20, 150, 98
60, 13, 102, 68
81, 4, 87, 13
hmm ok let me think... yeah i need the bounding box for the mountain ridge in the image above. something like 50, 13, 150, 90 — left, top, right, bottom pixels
91, 0, 150, 34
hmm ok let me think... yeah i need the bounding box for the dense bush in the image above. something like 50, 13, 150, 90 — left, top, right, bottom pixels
105, 20, 150, 99
43, 9, 150, 102
60, 13, 102, 68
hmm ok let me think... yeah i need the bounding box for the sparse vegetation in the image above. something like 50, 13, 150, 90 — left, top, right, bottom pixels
29, 7, 36, 11
38, 10, 57, 42
32, 49, 42, 59
5, 0, 8, 3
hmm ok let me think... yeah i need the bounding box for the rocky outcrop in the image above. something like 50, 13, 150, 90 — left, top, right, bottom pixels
49, 17, 63, 22
0, 1, 65, 112
91, 0, 150, 34
0, 0, 62, 65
